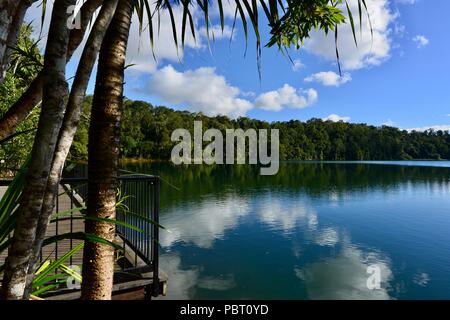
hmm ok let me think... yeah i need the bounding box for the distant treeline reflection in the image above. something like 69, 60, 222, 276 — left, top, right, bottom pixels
124, 162, 450, 208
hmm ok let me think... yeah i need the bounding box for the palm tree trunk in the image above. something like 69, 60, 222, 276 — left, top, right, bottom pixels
1, 0, 75, 300
80, 0, 133, 300
0, 0, 103, 141
23, 0, 119, 299
0, 0, 35, 84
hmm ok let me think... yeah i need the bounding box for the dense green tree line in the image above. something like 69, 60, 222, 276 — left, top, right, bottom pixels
68, 99, 450, 162
3, 91, 449, 170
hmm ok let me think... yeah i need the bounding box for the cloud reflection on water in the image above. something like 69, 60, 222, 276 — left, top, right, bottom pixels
295, 242, 393, 300
159, 191, 397, 299
160, 195, 250, 248
157, 253, 199, 299
157, 253, 237, 299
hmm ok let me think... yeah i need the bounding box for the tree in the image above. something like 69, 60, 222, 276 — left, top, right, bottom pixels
1, 0, 75, 300
0, 0, 36, 84
0, 0, 103, 141
81, 0, 133, 300
23, 0, 119, 298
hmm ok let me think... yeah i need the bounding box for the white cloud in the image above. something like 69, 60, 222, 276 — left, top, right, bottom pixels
304, 0, 396, 71
396, 0, 418, 4
383, 119, 396, 126
254, 84, 318, 112
292, 59, 305, 71
323, 114, 351, 122
413, 35, 429, 48
211, 0, 238, 19
126, 4, 203, 74
146, 66, 319, 117
406, 125, 450, 132
305, 71, 351, 87
146, 65, 253, 118
198, 24, 235, 41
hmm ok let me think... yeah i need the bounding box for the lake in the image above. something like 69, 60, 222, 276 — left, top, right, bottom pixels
125, 161, 450, 300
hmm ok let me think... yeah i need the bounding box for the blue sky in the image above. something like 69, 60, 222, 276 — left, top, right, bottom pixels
26, 0, 450, 130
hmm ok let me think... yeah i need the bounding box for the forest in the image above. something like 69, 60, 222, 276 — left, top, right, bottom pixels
71, 98, 450, 163
3, 88, 450, 172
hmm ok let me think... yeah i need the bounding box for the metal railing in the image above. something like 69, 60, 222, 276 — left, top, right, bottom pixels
61, 170, 161, 296
0, 169, 161, 297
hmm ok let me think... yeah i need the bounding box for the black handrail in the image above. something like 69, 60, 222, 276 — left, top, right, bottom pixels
1, 172, 161, 296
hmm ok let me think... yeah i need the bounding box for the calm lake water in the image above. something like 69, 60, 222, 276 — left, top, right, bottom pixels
125, 161, 450, 300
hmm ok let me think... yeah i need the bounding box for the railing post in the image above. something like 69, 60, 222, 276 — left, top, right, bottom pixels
152, 176, 160, 297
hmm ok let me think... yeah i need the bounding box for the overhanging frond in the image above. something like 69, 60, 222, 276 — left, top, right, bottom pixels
132, 0, 372, 76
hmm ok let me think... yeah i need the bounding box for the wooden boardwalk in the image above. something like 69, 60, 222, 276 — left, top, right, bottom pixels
0, 184, 85, 267
0, 184, 168, 299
